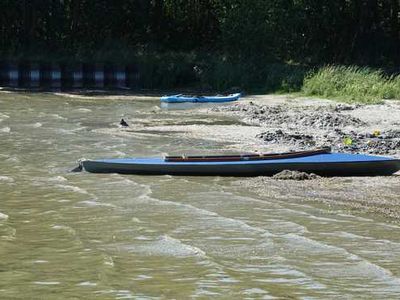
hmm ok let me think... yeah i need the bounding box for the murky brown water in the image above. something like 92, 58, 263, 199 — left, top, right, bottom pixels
1, 92, 400, 299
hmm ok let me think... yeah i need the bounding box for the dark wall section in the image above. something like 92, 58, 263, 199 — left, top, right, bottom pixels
0, 62, 139, 89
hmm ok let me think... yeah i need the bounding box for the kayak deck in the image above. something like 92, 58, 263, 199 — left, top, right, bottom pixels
80, 153, 400, 177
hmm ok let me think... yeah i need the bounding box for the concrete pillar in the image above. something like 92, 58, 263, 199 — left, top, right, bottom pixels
72, 64, 83, 88
29, 63, 40, 88
50, 63, 61, 88
115, 65, 126, 88
94, 63, 104, 88
8, 63, 19, 87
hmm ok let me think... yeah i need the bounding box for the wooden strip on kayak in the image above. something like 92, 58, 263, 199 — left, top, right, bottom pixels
164, 147, 331, 162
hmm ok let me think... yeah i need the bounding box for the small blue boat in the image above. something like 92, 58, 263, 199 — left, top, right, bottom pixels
77, 149, 400, 177
161, 93, 241, 103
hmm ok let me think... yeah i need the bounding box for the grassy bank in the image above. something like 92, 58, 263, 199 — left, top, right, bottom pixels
203, 63, 400, 104
136, 58, 400, 104
302, 66, 400, 104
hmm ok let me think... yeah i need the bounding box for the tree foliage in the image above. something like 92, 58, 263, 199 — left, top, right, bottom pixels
0, 0, 398, 66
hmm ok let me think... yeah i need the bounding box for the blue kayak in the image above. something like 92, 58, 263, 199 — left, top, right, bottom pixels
78, 149, 400, 176
161, 93, 241, 103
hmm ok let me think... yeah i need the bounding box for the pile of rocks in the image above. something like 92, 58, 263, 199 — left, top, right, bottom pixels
272, 170, 320, 180
213, 101, 400, 156
214, 102, 365, 129
325, 129, 400, 154
293, 112, 365, 129
257, 129, 316, 148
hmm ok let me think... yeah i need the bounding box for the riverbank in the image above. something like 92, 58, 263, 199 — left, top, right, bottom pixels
217, 96, 400, 220
144, 94, 400, 220
147, 94, 400, 156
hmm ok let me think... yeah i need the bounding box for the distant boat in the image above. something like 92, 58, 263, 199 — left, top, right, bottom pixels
161, 93, 241, 103
76, 148, 400, 176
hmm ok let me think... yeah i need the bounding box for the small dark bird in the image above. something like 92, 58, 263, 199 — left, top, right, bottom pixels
120, 118, 129, 127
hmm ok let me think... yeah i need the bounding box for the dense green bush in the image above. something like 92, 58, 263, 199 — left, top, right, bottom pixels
136, 52, 197, 89
1, 0, 398, 67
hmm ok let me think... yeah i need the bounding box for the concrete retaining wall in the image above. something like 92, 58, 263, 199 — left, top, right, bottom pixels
0, 62, 139, 89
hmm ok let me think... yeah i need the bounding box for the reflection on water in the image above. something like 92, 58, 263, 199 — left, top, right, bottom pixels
0, 92, 400, 298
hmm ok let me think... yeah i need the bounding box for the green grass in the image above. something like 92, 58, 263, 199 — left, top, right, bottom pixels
302, 65, 400, 104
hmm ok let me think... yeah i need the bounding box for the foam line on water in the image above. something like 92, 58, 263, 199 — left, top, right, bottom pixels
249, 265, 328, 290
55, 127, 86, 135
326, 231, 374, 240
75, 108, 92, 113
0, 176, 15, 184
209, 189, 340, 219
187, 190, 353, 234
272, 193, 400, 230
280, 233, 400, 286
0, 127, 10, 133
107, 234, 243, 285
98, 175, 154, 199
111, 150, 127, 156
76, 200, 117, 208
226, 191, 361, 225
0, 212, 8, 220
325, 231, 400, 245
0, 113, 10, 120
116, 234, 206, 257
271, 195, 400, 235
54, 184, 89, 195
28, 122, 42, 128
319, 231, 400, 257
138, 193, 274, 236
122, 178, 302, 238
5, 156, 19, 163
33, 281, 60, 285
51, 224, 77, 236
1, 227, 16, 241
47, 176, 68, 182
283, 200, 378, 224
38, 112, 67, 120
77, 281, 97, 286
187, 194, 310, 235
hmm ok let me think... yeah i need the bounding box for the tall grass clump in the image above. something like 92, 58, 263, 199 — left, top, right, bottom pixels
302, 65, 400, 103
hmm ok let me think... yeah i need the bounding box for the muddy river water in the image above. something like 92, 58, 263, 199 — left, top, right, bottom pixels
1, 92, 400, 299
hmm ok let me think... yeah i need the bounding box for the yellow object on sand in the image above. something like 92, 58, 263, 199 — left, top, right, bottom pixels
343, 137, 353, 146
373, 130, 381, 137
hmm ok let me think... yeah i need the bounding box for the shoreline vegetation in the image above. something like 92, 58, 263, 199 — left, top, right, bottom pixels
1, 1, 399, 104
1, 63, 399, 104
302, 66, 400, 104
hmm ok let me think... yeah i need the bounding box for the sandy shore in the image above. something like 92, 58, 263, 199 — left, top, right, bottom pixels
148, 94, 400, 155
147, 94, 400, 220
